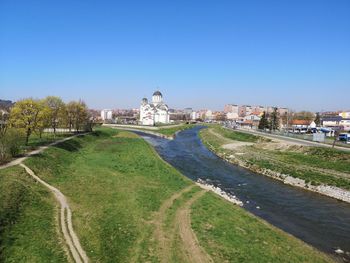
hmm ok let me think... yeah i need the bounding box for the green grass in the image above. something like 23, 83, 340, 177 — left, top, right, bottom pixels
250, 158, 350, 190
277, 147, 350, 174
192, 192, 330, 263
210, 125, 264, 142
24, 132, 74, 150
1, 127, 333, 262
157, 124, 196, 136
24, 128, 191, 262
200, 126, 350, 190
0, 166, 67, 262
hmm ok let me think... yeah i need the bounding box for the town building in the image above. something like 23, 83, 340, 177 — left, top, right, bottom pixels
205, 110, 213, 120
278, 108, 289, 116
252, 106, 265, 116
139, 90, 170, 125
322, 116, 350, 131
224, 104, 239, 114
238, 105, 253, 117
191, 111, 199, 120
339, 111, 350, 119
226, 112, 239, 120
100, 109, 113, 121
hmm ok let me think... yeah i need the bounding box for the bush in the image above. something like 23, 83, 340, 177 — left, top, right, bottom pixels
0, 129, 25, 163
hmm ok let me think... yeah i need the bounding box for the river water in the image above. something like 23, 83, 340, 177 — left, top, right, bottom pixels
135, 126, 350, 261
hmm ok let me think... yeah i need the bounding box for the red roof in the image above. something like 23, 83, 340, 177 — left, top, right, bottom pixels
291, 119, 311, 125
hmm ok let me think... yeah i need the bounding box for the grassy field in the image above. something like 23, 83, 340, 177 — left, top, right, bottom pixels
212, 125, 264, 142
23, 132, 74, 152
0, 166, 67, 262
0, 127, 332, 262
156, 123, 196, 136
200, 126, 350, 190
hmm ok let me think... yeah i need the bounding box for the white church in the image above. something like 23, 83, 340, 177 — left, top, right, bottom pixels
139, 90, 170, 126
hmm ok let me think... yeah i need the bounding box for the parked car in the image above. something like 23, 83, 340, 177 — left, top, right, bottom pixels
339, 133, 350, 144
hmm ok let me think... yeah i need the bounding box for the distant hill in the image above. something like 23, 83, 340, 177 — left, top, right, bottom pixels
0, 99, 13, 110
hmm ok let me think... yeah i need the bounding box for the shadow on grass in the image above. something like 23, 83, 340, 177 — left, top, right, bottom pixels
53, 139, 82, 152
91, 130, 103, 137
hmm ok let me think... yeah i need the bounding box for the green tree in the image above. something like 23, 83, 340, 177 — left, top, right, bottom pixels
65, 101, 76, 132
0, 110, 9, 138
9, 98, 45, 144
314, 112, 321, 126
43, 96, 65, 136
294, 111, 314, 121
65, 100, 88, 132
258, 111, 269, 130
270, 107, 280, 131
37, 100, 51, 138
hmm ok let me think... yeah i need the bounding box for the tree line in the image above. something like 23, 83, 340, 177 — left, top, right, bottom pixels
258, 107, 280, 131
0, 96, 95, 163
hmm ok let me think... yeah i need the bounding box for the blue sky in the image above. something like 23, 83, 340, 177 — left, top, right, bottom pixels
0, 0, 349, 111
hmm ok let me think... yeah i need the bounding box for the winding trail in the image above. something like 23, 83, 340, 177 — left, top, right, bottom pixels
0, 133, 89, 263
175, 190, 213, 263
20, 163, 88, 263
154, 185, 195, 263
153, 185, 213, 263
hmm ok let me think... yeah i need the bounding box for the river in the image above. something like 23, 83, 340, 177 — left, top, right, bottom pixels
135, 126, 350, 262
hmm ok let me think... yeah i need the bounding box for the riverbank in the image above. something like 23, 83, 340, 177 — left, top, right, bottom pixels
103, 123, 196, 139
0, 127, 332, 262
199, 125, 350, 203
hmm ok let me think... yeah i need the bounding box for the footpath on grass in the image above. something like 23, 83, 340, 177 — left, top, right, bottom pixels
0, 127, 333, 262
0, 133, 89, 170
0, 132, 90, 263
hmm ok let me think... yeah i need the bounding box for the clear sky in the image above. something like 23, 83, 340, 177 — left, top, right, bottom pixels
0, 0, 349, 111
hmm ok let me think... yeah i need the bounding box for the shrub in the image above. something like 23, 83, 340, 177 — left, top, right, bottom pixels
0, 129, 25, 163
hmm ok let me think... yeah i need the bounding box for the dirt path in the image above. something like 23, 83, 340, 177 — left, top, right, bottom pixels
0, 134, 89, 263
153, 185, 195, 263
0, 133, 88, 170
20, 163, 89, 263
175, 190, 213, 263
153, 185, 212, 263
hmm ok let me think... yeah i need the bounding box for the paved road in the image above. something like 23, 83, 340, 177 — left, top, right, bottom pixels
236, 128, 350, 152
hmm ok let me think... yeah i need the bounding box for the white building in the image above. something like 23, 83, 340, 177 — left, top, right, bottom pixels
205, 110, 213, 120
101, 109, 113, 121
191, 111, 199, 120
339, 112, 350, 119
140, 90, 170, 125
226, 112, 239, 120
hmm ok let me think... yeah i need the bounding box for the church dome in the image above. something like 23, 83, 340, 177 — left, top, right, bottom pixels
153, 90, 162, 97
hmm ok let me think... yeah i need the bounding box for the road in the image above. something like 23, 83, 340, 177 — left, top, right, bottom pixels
236, 128, 350, 152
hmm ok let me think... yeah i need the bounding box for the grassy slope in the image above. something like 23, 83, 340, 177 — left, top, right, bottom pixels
25, 128, 191, 262
26, 132, 73, 148
157, 124, 196, 136
213, 125, 263, 142
200, 126, 350, 190
192, 192, 329, 263
1, 127, 331, 262
0, 166, 67, 262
